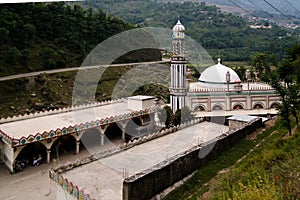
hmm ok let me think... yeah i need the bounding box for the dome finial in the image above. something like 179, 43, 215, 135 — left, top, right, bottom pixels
178, 14, 180, 22
217, 58, 221, 64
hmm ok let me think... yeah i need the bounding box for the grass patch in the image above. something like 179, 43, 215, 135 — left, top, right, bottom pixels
165, 117, 300, 200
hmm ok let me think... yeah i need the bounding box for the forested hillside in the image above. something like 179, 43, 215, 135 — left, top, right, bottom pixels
0, 2, 162, 117
85, 0, 300, 61
0, 2, 161, 77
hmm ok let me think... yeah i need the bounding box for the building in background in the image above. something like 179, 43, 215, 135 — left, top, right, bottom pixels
170, 19, 280, 114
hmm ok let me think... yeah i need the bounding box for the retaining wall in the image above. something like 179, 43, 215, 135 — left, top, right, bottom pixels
123, 118, 262, 200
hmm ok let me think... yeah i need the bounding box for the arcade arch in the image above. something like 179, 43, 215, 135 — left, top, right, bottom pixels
194, 104, 206, 111
232, 103, 244, 110
80, 128, 102, 152
15, 142, 47, 168
105, 123, 123, 144
212, 104, 224, 111
253, 102, 264, 109
124, 117, 143, 141
270, 102, 280, 109
51, 134, 76, 158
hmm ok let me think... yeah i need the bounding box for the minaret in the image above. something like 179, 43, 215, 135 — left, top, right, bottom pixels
170, 18, 188, 113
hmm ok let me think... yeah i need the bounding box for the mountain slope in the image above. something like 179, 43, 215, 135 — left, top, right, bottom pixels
84, 0, 300, 61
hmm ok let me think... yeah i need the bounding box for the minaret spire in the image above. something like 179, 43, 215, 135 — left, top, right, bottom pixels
170, 18, 188, 113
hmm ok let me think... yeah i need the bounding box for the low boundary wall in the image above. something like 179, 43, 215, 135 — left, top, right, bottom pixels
123, 118, 262, 200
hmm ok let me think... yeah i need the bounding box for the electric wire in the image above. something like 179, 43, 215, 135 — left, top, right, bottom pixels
262, 0, 294, 21
283, 0, 300, 13
227, 0, 259, 18
245, 0, 274, 18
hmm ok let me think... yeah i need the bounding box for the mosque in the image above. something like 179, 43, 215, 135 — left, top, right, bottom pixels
169, 19, 280, 114
0, 19, 280, 174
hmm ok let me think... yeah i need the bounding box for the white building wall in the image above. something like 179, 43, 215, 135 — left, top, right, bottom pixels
128, 96, 155, 111
142, 99, 155, 110
1, 142, 14, 172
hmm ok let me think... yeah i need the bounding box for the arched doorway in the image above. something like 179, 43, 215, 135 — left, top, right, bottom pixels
270, 102, 279, 109
80, 128, 101, 153
233, 104, 244, 110
253, 103, 264, 109
212, 104, 223, 111
194, 105, 206, 111
51, 135, 76, 160
15, 142, 47, 171
105, 123, 123, 144
125, 117, 143, 141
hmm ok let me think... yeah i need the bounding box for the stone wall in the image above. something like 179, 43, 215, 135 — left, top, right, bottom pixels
123, 118, 262, 200
229, 120, 245, 130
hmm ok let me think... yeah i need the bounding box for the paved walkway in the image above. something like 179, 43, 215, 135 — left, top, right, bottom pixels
0, 150, 92, 200
62, 122, 228, 200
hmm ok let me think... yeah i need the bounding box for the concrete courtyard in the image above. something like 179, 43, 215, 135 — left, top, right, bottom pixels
60, 121, 228, 200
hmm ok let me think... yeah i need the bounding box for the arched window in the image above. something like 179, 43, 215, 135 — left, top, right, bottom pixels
194, 105, 205, 111
253, 103, 264, 109
51, 134, 76, 157
212, 105, 223, 111
270, 102, 279, 109
233, 104, 244, 110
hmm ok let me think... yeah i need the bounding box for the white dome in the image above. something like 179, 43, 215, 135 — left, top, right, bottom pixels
172, 20, 185, 32
198, 58, 241, 84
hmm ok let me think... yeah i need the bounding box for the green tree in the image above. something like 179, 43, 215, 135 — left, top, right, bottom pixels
6, 47, 19, 65
20, 48, 32, 67
287, 84, 300, 126
233, 66, 246, 82
251, 52, 276, 77
268, 44, 300, 135
0, 27, 9, 45
181, 106, 193, 123
170, 106, 193, 126
172, 109, 181, 126
157, 105, 172, 127
41, 48, 56, 69
286, 44, 300, 83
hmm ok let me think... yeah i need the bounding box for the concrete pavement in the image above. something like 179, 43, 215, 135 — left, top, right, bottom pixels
62, 122, 228, 199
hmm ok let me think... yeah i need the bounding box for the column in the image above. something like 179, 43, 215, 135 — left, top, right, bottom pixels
97, 125, 108, 147
247, 96, 251, 110
179, 96, 182, 109
47, 149, 51, 163
175, 65, 177, 87
100, 134, 105, 146
170, 66, 173, 86
76, 141, 80, 154
226, 96, 230, 111
122, 130, 125, 141
179, 65, 182, 87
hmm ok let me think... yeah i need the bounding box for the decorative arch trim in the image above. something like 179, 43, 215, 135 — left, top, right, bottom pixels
10, 107, 157, 147
193, 104, 207, 111
212, 104, 224, 111
253, 102, 265, 109
232, 103, 245, 110
270, 102, 280, 109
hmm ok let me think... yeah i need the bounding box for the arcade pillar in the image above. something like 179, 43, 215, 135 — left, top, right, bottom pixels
47, 149, 51, 163
76, 141, 80, 154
